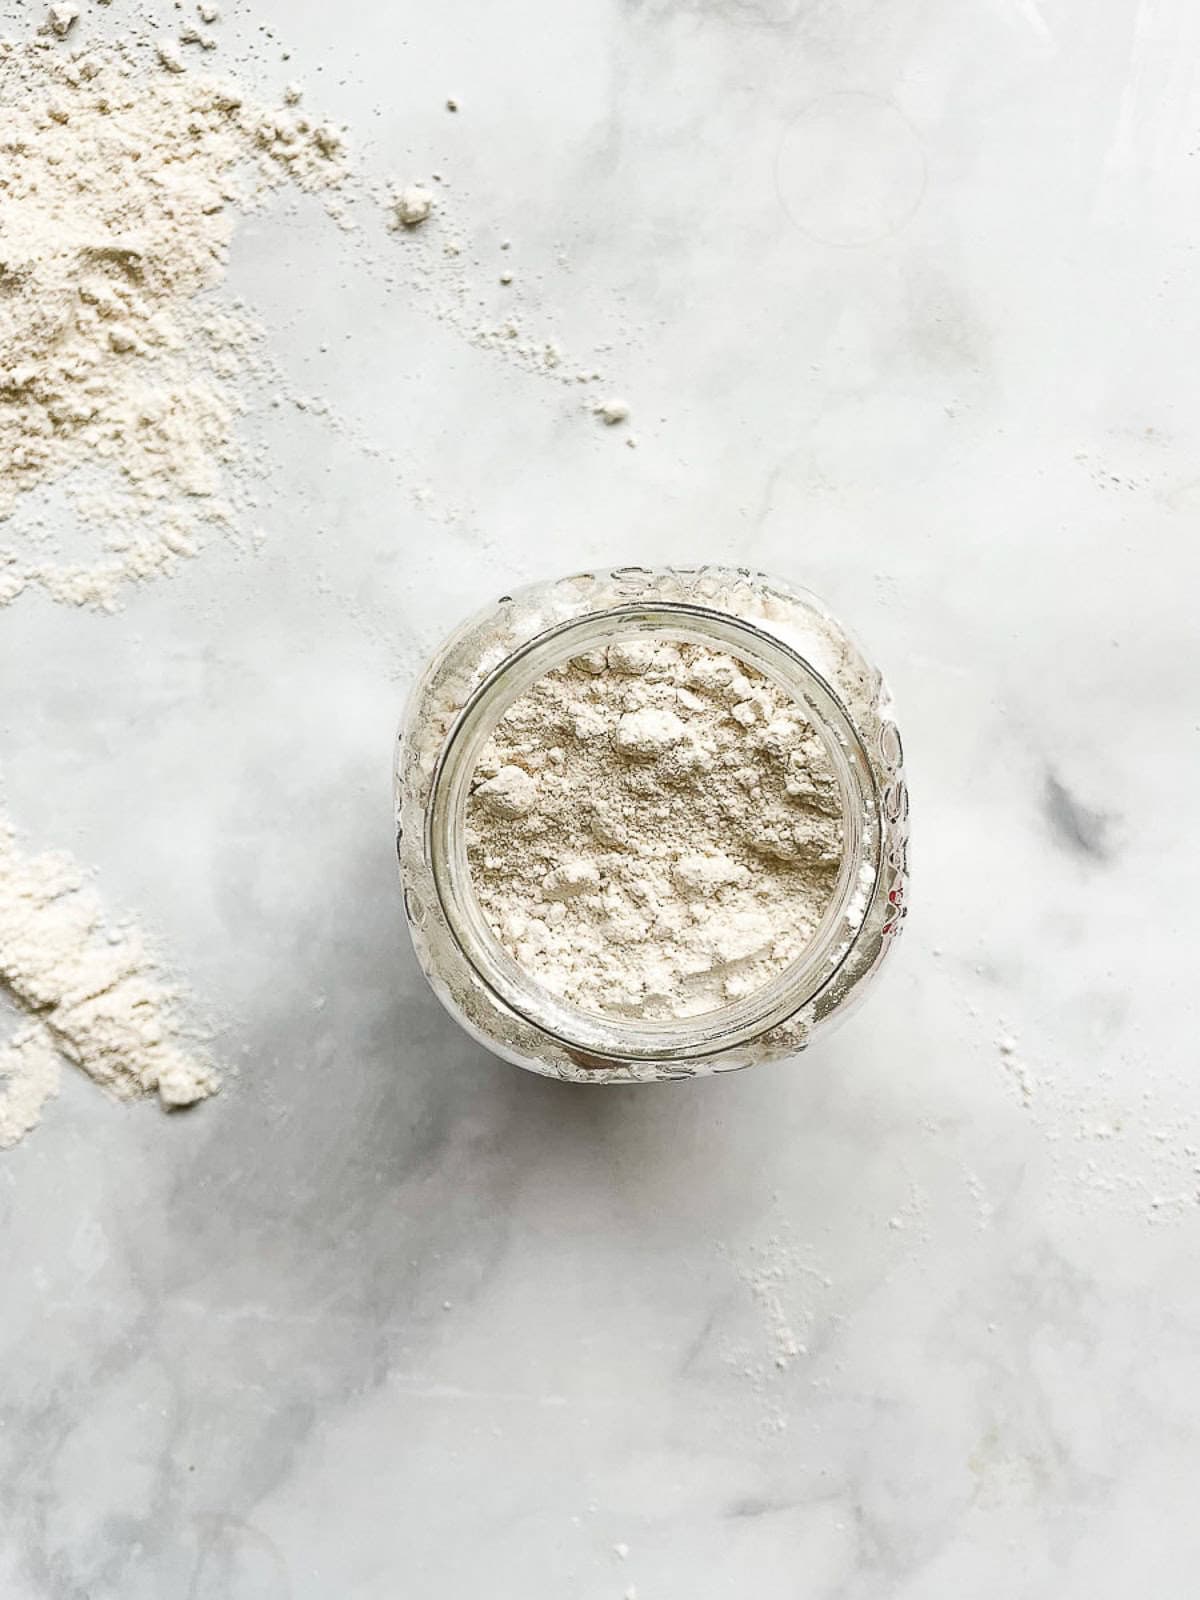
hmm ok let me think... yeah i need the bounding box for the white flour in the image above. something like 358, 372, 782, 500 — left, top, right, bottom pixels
46, 5, 78, 38
0, 1021, 61, 1151
596, 396, 630, 425
0, 818, 217, 1149
467, 640, 844, 1020
0, 37, 347, 611
392, 183, 434, 227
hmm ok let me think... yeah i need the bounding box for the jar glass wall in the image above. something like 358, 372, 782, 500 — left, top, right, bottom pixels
395, 567, 908, 1083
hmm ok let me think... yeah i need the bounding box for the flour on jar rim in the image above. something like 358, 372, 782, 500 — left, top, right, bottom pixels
466, 639, 844, 1021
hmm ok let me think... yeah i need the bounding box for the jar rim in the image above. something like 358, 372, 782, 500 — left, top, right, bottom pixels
425, 601, 883, 1064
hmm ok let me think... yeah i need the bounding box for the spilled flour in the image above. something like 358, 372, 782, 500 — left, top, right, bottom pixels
0, 817, 217, 1150
467, 639, 844, 1020
0, 36, 347, 611
0, 11, 637, 1143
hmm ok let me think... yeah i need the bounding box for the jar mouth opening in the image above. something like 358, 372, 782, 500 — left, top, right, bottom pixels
426, 603, 882, 1063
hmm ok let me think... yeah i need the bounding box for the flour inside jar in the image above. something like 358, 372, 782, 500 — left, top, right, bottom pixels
464, 637, 845, 1021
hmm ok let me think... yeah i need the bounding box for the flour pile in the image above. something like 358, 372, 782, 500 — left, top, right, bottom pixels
0, 36, 347, 610
467, 640, 844, 1020
0, 818, 217, 1150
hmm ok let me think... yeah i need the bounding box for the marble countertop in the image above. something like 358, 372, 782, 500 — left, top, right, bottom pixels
2, 0, 1198, 1595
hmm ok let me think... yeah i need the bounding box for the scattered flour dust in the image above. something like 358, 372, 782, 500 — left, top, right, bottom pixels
985, 1018, 1200, 1222
0, 35, 348, 611
467, 638, 844, 1021
379, 175, 626, 402
718, 1224, 834, 1437
0, 816, 217, 1150
728, 1232, 832, 1374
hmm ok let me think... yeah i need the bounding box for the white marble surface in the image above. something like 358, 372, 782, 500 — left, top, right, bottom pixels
2, 0, 1199, 1595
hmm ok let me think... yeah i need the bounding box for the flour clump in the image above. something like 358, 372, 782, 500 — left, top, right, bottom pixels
46, 5, 78, 38
393, 184, 434, 227
466, 639, 844, 1020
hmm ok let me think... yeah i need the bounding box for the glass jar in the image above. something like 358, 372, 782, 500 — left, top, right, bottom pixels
394, 567, 908, 1083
